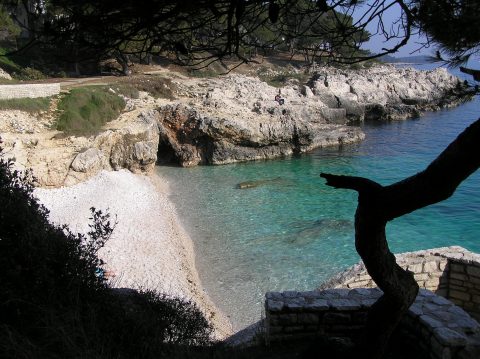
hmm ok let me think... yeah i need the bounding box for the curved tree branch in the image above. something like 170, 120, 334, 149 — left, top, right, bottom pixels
320, 118, 480, 358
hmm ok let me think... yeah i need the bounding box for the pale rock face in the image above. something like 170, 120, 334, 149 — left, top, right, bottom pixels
71, 148, 107, 173
153, 65, 466, 166
312, 66, 464, 121
0, 67, 12, 80
0, 64, 469, 186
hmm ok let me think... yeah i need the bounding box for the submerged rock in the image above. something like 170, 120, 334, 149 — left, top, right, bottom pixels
236, 177, 292, 189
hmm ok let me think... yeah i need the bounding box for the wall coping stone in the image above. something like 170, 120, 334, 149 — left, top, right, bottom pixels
265, 288, 480, 358
0, 83, 61, 99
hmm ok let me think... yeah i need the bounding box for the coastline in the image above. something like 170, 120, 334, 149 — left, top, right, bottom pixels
34, 169, 233, 339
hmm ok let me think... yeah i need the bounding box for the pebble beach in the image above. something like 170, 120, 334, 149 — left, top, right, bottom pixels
34, 169, 232, 339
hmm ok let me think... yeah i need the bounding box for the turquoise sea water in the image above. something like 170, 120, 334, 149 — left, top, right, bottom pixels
158, 68, 480, 330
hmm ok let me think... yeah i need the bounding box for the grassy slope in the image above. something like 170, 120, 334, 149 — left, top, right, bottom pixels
56, 86, 125, 136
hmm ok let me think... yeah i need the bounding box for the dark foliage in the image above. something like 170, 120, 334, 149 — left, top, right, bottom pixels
0, 152, 212, 358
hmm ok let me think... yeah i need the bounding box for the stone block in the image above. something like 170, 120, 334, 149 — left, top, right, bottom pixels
409, 303, 424, 317
408, 262, 424, 273
283, 291, 301, 298
328, 299, 361, 311
284, 326, 304, 333
278, 313, 297, 325
347, 280, 372, 288
433, 327, 468, 346
431, 295, 451, 306
454, 316, 480, 333
304, 298, 329, 311
451, 263, 466, 273
361, 299, 377, 308
450, 279, 466, 288
414, 273, 430, 281
436, 289, 448, 297
285, 301, 304, 312
352, 312, 368, 324
430, 335, 452, 359
298, 313, 319, 325
266, 292, 284, 300
420, 315, 444, 330
440, 261, 448, 271
450, 273, 468, 281
450, 290, 471, 302
304, 325, 319, 332
323, 312, 351, 324
302, 291, 322, 299
267, 299, 284, 312
356, 274, 372, 281
267, 326, 283, 335
466, 266, 480, 278
472, 295, 480, 304
424, 261, 440, 273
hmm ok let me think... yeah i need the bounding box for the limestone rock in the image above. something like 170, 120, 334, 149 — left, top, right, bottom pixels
71, 148, 107, 173
0, 67, 12, 80
156, 102, 364, 166
310, 65, 468, 121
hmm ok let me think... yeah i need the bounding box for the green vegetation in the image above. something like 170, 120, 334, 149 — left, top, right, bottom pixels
0, 153, 213, 359
109, 83, 140, 99
0, 97, 51, 113
118, 75, 177, 99
0, 46, 47, 81
56, 86, 125, 136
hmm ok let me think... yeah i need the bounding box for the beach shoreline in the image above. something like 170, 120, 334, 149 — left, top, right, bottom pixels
34, 169, 233, 339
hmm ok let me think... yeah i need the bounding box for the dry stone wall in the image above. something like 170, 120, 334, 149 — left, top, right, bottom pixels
320, 246, 480, 321
0, 83, 60, 99
265, 288, 480, 359
264, 247, 480, 358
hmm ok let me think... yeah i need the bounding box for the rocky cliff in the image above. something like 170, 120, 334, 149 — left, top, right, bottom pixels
0, 64, 470, 186
153, 65, 467, 166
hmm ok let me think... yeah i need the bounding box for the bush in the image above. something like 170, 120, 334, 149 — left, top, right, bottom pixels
119, 75, 177, 99
56, 86, 125, 136
110, 84, 140, 99
0, 152, 213, 359
0, 97, 51, 113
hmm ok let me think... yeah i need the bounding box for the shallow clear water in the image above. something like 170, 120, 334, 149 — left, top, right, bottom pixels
158, 68, 480, 330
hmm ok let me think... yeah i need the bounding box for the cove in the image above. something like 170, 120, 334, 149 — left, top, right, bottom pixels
158, 84, 480, 331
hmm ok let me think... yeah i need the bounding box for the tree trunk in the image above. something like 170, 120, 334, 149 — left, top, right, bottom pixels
321, 118, 480, 358
115, 51, 131, 76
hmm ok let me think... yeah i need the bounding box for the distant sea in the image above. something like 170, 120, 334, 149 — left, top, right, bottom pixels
158, 64, 480, 330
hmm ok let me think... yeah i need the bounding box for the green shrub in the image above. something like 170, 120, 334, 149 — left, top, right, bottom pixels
110, 84, 140, 99
0, 152, 213, 359
0, 97, 51, 113
119, 75, 177, 99
56, 86, 125, 136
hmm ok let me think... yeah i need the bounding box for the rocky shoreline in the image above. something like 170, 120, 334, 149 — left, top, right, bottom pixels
0, 63, 472, 338
1, 64, 470, 188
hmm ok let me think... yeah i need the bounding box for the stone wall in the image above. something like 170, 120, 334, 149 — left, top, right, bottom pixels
0, 83, 61, 99
265, 288, 480, 358
320, 246, 480, 321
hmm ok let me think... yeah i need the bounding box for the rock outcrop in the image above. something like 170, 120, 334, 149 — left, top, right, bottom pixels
1, 108, 159, 187
156, 103, 363, 166
310, 65, 468, 121
153, 65, 467, 166
0, 64, 470, 186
